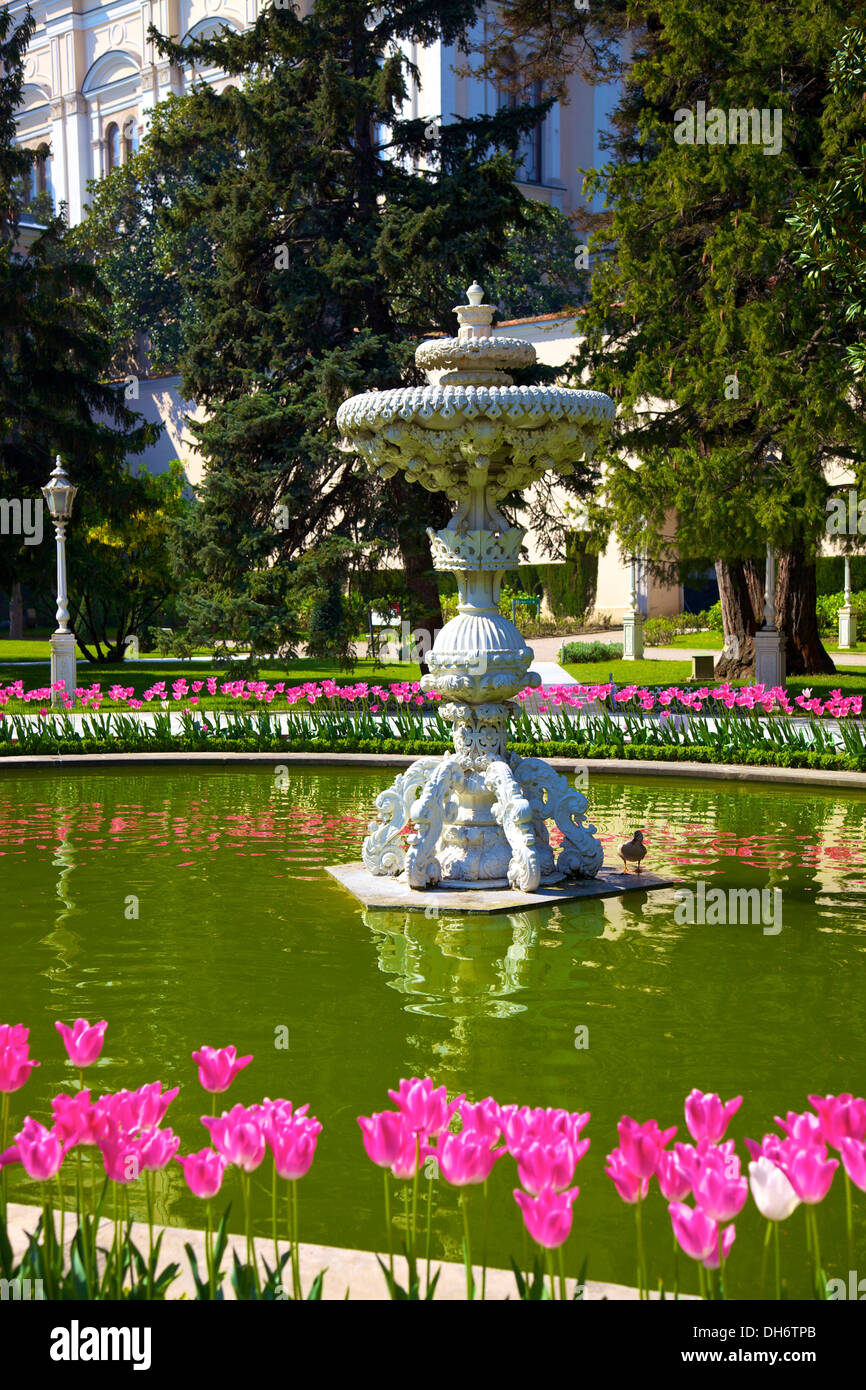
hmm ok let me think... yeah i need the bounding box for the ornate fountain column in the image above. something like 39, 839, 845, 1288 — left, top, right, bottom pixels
335, 285, 618, 897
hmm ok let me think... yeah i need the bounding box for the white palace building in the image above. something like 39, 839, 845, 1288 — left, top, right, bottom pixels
12, 2, 693, 622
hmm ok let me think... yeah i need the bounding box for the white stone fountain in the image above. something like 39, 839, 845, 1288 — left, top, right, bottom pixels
328, 286, 671, 911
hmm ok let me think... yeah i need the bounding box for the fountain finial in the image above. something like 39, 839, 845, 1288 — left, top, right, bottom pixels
454, 283, 495, 342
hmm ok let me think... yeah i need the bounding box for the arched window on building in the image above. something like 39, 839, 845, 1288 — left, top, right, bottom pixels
105, 123, 121, 172
123, 118, 139, 161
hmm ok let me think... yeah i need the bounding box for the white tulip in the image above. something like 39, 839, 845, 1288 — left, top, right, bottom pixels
749, 1156, 800, 1221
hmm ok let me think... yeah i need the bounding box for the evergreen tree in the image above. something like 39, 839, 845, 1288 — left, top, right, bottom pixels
146, 0, 558, 669
789, 25, 866, 377
569, 0, 866, 675
0, 6, 157, 647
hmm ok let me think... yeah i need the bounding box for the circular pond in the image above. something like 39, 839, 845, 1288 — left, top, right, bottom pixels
1, 763, 864, 1297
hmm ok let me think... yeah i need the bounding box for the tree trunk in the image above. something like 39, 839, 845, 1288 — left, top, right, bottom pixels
776, 550, 835, 676
8, 583, 24, 641
389, 476, 449, 677
712, 559, 760, 678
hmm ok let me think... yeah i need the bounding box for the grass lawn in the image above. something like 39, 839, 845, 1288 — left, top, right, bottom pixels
664, 632, 724, 650
0, 656, 423, 711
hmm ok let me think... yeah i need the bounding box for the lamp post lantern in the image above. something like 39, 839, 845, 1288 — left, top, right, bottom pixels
41, 456, 78, 707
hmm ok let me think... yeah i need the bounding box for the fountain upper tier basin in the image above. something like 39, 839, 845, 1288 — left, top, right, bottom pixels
336, 379, 616, 500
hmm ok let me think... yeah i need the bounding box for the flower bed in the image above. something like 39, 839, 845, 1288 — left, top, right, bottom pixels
1, 680, 865, 767
1, 1019, 863, 1299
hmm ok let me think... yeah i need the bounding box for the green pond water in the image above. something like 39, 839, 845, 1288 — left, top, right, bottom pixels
1, 762, 865, 1297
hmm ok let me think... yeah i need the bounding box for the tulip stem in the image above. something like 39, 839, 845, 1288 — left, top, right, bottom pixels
635, 1194, 646, 1301
42, 1195, 56, 1301
557, 1245, 567, 1301
760, 1219, 772, 1300
673, 1231, 680, 1301
481, 1179, 490, 1302
460, 1189, 474, 1300
271, 1158, 280, 1277
241, 1172, 259, 1295
291, 1181, 301, 1300
425, 1168, 433, 1294
411, 1136, 420, 1287
55, 1173, 65, 1255
809, 1208, 824, 1299
0, 1092, 9, 1219
844, 1170, 855, 1273
545, 1248, 556, 1300
774, 1219, 781, 1301
383, 1170, 394, 1282
206, 1199, 215, 1297
145, 1171, 154, 1300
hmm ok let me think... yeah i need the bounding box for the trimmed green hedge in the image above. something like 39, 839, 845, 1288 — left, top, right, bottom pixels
2, 734, 864, 773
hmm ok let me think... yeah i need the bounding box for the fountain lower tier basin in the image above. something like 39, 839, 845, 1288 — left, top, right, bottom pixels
326, 862, 676, 914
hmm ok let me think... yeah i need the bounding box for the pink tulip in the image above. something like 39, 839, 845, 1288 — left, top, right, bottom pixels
501, 1105, 589, 1153
840, 1138, 866, 1192
132, 1082, 180, 1130
0, 1024, 28, 1047
657, 1147, 695, 1201
55, 1018, 107, 1068
2, 1118, 66, 1181
744, 1132, 786, 1165
268, 1119, 321, 1180
701, 1223, 736, 1270
51, 1091, 102, 1147
778, 1143, 838, 1204
358, 1111, 407, 1168
138, 1127, 180, 1172
685, 1089, 742, 1144
0, 1043, 39, 1094
808, 1094, 866, 1149
387, 1077, 461, 1137
774, 1110, 823, 1147
98, 1123, 143, 1183
457, 1097, 502, 1143
176, 1148, 228, 1199
202, 1105, 266, 1172
669, 1202, 719, 1262
605, 1147, 649, 1204
617, 1117, 677, 1178
513, 1186, 579, 1249
514, 1138, 588, 1196
693, 1152, 748, 1222
391, 1132, 433, 1181
437, 1130, 504, 1187
192, 1045, 253, 1094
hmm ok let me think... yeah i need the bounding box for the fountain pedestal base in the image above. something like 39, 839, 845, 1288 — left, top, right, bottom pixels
326, 862, 675, 915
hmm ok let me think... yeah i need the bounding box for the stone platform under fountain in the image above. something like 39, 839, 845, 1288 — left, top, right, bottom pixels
328, 285, 673, 913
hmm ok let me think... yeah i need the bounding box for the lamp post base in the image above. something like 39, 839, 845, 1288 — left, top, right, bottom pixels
622, 608, 645, 660
838, 604, 858, 650
50, 631, 77, 707
754, 627, 786, 688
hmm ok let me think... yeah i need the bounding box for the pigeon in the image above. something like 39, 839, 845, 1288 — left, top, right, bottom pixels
619, 830, 646, 874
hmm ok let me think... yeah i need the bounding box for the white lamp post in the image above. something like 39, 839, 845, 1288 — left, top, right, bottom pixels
622, 551, 644, 660
41, 456, 78, 708
838, 555, 857, 649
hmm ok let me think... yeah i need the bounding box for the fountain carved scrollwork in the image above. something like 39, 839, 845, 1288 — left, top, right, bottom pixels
337, 283, 615, 895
